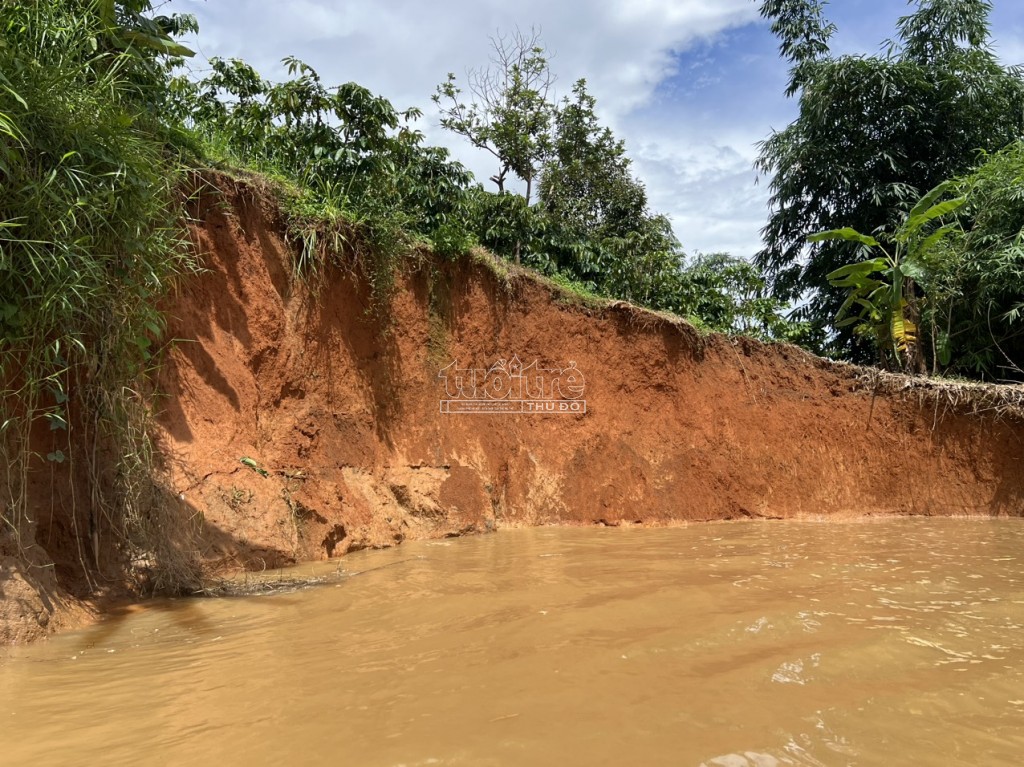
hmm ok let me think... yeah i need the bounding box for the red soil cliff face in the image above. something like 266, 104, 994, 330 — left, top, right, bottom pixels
3, 176, 1023, 643
151, 178, 1023, 573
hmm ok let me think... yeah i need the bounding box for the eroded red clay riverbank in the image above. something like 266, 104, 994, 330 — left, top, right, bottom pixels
3, 174, 1023, 643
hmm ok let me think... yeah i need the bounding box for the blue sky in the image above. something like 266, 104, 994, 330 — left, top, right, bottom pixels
165, 0, 1024, 259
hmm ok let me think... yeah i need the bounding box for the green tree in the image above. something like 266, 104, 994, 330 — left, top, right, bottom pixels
756, 0, 1024, 360
179, 56, 473, 248
927, 142, 1024, 380
539, 80, 650, 244
437, 28, 803, 337
676, 253, 808, 342
433, 27, 555, 204
536, 79, 681, 302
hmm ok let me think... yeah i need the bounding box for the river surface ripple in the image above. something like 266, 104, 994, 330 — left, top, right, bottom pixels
3, 519, 1024, 766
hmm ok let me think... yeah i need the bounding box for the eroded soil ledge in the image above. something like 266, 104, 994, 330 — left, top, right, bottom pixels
3, 175, 1023, 643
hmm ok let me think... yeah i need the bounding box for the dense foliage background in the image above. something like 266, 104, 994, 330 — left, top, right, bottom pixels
758, 0, 1024, 379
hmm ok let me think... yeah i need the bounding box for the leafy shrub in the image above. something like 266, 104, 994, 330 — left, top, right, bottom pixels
932, 143, 1024, 380
176, 56, 474, 288
0, 0, 201, 588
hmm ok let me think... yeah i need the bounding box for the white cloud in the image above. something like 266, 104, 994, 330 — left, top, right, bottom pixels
629, 124, 770, 259
172, 0, 756, 111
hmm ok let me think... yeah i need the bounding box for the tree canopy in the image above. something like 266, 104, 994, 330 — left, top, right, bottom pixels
535, 79, 680, 305
433, 28, 555, 203
756, 0, 1024, 361
929, 141, 1024, 380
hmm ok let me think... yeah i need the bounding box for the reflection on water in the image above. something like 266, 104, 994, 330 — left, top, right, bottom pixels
3, 520, 1024, 766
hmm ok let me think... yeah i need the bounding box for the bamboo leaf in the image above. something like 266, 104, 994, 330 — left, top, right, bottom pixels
98, 0, 116, 28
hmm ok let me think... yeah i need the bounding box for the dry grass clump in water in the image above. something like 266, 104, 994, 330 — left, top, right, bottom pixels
195, 556, 424, 597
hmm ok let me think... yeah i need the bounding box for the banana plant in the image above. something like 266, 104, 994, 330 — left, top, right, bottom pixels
811, 181, 965, 373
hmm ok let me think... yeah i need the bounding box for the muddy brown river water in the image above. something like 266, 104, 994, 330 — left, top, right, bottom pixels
2, 520, 1024, 766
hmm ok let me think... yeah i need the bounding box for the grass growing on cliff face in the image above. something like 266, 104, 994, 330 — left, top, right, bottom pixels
0, 1, 202, 590
172, 56, 471, 313
277, 184, 422, 327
